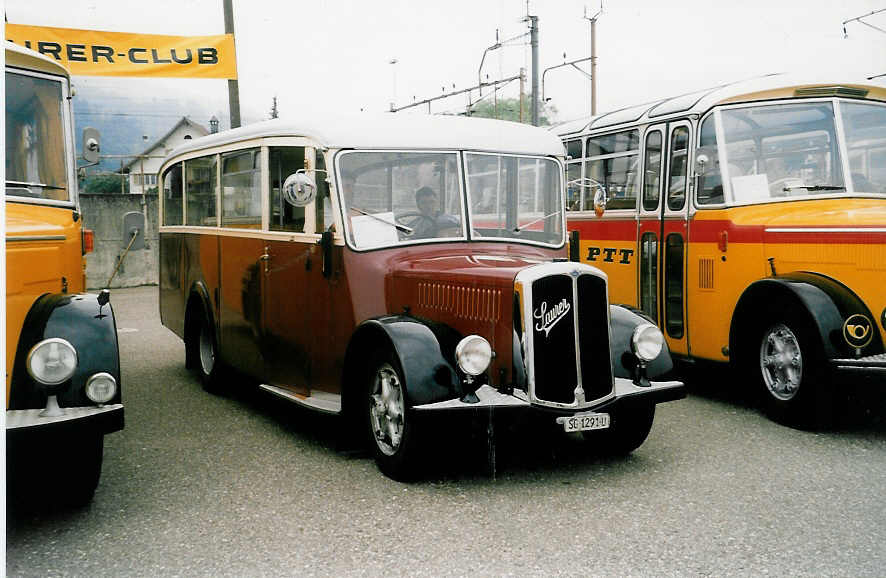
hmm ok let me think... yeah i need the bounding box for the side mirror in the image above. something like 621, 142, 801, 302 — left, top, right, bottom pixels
695, 152, 710, 176
593, 187, 607, 218
82, 127, 101, 165
282, 172, 317, 207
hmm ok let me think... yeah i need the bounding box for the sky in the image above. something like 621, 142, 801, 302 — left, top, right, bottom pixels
4, 0, 886, 131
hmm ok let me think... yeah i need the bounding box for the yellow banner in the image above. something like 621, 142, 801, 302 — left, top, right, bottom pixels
5, 23, 237, 79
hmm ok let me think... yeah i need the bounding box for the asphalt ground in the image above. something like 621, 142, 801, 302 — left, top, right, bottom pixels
6, 285, 886, 577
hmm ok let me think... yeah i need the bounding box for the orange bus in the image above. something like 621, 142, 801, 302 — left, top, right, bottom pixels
5, 43, 123, 504
556, 74, 886, 428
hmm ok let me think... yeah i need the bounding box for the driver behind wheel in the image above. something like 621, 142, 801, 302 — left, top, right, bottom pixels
408, 186, 460, 239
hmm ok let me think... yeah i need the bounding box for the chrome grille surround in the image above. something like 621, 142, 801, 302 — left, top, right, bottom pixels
515, 262, 615, 410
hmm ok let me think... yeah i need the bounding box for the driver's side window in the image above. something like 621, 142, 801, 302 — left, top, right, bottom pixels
269, 146, 306, 232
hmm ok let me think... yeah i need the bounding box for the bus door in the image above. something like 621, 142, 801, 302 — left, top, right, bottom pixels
260, 145, 313, 392
638, 121, 692, 356
261, 146, 340, 397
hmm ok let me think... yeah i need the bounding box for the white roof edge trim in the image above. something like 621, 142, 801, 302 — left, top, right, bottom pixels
162, 113, 564, 166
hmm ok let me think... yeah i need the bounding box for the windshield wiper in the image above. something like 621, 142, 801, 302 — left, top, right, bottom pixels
349, 207, 413, 234
6, 180, 66, 190
782, 184, 845, 192
513, 210, 561, 233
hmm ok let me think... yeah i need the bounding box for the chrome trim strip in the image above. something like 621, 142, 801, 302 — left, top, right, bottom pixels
258, 384, 342, 414
6, 235, 67, 242
6, 404, 123, 430
765, 227, 886, 233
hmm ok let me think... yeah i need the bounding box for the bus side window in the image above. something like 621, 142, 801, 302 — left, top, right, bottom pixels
162, 163, 183, 225
185, 155, 217, 226
269, 146, 306, 233
221, 149, 262, 228
584, 130, 640, 211
696, 115, 723, 205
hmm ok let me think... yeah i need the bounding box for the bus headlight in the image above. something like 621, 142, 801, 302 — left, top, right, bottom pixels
455, 335, 493, 376
631, 324, 664, 363
85, 372, 117, 404
26, 338, 78, 387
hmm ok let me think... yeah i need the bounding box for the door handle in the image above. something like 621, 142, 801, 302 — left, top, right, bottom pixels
259, 246, 270, 273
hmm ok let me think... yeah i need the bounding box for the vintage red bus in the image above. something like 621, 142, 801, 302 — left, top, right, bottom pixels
556, 74, 886, 428
158, 113, 685, 479
5, 42, 123, 504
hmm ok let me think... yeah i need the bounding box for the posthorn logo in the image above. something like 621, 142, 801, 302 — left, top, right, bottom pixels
843, 314, 873, 349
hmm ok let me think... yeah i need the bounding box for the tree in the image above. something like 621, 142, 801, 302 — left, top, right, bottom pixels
468, 95, 557, 126
80, 172, 129, 194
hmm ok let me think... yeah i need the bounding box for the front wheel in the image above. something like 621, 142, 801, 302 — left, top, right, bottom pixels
365, 354, 422, 480
756, 316, 832, 428
583, 404, 655, 456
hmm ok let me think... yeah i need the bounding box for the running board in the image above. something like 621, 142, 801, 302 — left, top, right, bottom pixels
258, 384, 342, 414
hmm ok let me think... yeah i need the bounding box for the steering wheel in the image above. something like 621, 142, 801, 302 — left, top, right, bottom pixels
395, 211, 437, 237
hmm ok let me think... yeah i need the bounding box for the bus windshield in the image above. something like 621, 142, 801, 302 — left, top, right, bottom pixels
5, 71, 69, 202
701, 101, 886, 204
338, 151, 563, 249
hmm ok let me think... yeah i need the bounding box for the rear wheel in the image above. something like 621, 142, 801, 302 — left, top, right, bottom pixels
365, 352, 422, 480
755, 315, 832, 428
187, 310, 225, 394
583, 403, 655, 456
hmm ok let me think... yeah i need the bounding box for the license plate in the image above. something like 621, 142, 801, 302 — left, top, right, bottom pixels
558, 412, 610, 433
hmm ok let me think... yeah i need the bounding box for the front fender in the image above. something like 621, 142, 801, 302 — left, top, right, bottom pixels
345, 316, 460, 408
9, 292, 122, 410
609, 304, 674, 379
732, 273, 883, 360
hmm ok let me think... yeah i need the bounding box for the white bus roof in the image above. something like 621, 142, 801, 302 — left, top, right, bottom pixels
165, 113, 565, 162
5, 42, 70, 78
553, 73, 886, 137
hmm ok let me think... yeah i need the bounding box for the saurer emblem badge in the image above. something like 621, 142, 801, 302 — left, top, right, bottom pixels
534, 298, 571, 337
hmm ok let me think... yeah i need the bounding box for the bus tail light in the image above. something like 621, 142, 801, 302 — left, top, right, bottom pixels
83, 229, 95, 254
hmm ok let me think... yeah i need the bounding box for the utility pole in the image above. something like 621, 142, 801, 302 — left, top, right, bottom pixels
519, 67, 525, 123
584, 4, 603, 116
528, 15, 539, 126
223, 0, 241, 128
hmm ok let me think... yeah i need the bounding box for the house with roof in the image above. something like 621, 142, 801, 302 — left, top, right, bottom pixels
124, 117, 210, 194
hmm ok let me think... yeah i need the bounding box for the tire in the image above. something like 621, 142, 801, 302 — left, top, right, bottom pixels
63, 434, 104, 507
364, 352, 422, 480
187, 311, 226, 394
755, 314, 832, 429
582, 403, 655, 456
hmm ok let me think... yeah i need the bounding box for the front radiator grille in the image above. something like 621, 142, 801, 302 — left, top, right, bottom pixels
522, 265, 614, 407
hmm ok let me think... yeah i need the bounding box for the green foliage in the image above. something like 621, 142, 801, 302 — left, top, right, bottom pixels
468, 96, 557, 125
81, 173, 129, 194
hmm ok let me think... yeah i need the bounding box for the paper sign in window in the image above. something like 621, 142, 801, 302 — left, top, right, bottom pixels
731, 174, 770, 202
351, 212, 399, 249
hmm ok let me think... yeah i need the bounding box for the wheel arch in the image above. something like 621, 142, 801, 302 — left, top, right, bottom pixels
730, 272, 883, 363
9, 291, 121, 410
184, 281, 215, 370
341, 316, 460, 417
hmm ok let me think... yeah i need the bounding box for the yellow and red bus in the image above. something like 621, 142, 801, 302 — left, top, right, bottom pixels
556, 74, 886, 427
5, 43, 123, 504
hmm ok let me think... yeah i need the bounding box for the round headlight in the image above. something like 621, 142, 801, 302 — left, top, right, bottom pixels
26, 338, 78, 386
85, 372, 117, 404
455, 335, 493, 376
631, 323, 664, 363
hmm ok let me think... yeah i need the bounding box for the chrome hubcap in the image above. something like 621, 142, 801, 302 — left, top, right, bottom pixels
199, 325, 215, 376
369, 363, 404, 456
760, 323, 802, 401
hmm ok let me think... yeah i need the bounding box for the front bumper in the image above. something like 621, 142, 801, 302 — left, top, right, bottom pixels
6, 404, 124, 441
413, 378, 685, 412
